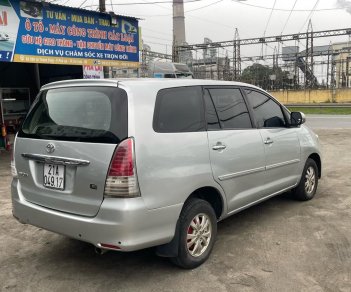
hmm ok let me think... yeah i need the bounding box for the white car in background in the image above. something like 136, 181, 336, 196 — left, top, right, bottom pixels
0, 32, 10, 41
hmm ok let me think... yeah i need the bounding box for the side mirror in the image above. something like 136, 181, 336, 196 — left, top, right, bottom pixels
290, 112, 306, 126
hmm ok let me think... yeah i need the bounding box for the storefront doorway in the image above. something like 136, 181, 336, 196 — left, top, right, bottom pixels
0, 62, 83, 150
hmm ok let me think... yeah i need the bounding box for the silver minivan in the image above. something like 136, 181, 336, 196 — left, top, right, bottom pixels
11, 79, 321, 268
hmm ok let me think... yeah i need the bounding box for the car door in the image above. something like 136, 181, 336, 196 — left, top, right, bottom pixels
205, 87, 267, 213
244, 88, 301, 194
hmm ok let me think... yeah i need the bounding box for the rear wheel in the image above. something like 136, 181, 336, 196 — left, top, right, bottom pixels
171, 198, 217, 269
292, 158, 319, 201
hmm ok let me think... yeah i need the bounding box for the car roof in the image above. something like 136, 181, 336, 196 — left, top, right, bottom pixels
41, 78, 262, 92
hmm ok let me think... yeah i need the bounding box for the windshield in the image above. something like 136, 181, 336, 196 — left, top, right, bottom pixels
19, 86, 128, 143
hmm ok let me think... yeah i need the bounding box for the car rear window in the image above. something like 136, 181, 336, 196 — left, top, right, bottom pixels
19, 87, 128, 143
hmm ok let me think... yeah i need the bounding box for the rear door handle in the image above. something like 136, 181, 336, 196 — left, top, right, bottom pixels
212, 143, 227, 151
264, 138, 274, 145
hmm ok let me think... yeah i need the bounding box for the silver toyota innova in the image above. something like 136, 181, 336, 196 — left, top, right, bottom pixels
11, 79, 321, 269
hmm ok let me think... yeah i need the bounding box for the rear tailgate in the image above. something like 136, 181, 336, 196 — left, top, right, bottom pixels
15, 85, 128, 217
15, 138, 116, 216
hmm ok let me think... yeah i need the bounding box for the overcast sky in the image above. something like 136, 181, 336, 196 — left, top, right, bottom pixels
53, 0, 351, 58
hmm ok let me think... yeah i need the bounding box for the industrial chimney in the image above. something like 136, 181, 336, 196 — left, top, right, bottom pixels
173, 0, 186, 46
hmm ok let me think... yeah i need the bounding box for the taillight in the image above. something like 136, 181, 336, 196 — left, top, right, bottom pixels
104, 138, 140, 198
10, 148, 18, 178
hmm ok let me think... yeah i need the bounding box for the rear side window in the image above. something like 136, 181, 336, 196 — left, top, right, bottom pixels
206, 88, 252, 129
203, 90, 220, 130
244, 89, 286, 128
153, 86, 205, 133
19, 87, 128, 143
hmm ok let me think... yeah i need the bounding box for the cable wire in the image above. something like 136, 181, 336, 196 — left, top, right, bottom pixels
79, 0, 89, 8
263, 0, 277, 37
280, 0, 298, 35
141, 0, 170, 10
83, 0, 205, 8
230, 0, 342, 12
185, 0, 223, 12
299, 0, 320, 32
104, 0, 224, 17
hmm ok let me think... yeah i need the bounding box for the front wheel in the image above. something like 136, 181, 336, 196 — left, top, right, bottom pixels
292, 158, 319, 201
171, 198, 217, 269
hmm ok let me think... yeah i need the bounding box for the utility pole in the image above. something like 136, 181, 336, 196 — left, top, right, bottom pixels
99, 0, 106, 12
99, 0, 108, 78
305, 20, 314, 88
326, 42, 332, 89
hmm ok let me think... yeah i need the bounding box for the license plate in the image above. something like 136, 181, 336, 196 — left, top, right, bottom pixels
43, 164, 65, 190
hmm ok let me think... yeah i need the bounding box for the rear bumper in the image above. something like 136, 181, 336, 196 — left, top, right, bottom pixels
11, 179, 182, 251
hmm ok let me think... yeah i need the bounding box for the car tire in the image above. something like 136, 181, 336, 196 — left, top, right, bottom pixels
292, 158, 319, 201
171, 198, 217, 269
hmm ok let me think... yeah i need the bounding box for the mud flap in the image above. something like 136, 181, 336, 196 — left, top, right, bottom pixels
155, 219, 180, 257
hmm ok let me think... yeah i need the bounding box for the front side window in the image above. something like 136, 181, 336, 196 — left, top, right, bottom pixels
245, 89, 286, 128
20, 87, 128, 143
206, 88, 252, 129
153, 86, 205, 133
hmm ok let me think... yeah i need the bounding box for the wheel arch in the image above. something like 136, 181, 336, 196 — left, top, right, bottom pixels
155, 186, 226, 258
308, 153, 321, 178
184, 186, 225, 220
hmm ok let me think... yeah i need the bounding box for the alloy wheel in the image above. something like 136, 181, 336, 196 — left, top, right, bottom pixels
186, 213, 212, 257
305, 166, 316, 194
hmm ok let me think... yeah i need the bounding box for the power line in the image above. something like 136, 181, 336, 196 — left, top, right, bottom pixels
230, 0, 342, 12
143, 27, 172, 37
186, 14, 233, 30
281, 0, 298, 35
116, 0, 221, 15
142, 40, 172, 46
79, 0, 89, 8
299, 0, 320, 32
177, 28, 351, 50
83, 0, 205, 8
82, 0, 223, 14
141, 0, 169, 10
185, 0, 223, 12
263, 0, 277, 37
143, 34, 172, 41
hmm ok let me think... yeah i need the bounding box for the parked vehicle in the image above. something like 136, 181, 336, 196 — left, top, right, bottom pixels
148, 61, 193, 78
11, 79, 321, 268
0, 31, 9, 41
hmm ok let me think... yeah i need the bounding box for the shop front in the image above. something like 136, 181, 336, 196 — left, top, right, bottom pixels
0, 88, 30, 149
0, 1, 140, 150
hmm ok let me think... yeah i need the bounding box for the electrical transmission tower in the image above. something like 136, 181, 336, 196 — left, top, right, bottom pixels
233, 28, 241, 80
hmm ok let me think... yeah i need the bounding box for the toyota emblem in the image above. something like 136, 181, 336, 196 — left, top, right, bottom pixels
46, 143, 55, 153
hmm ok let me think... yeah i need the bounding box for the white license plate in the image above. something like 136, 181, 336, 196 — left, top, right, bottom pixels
43, 164, 65, 190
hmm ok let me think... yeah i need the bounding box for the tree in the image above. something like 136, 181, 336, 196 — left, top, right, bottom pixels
241, 63, 290, 90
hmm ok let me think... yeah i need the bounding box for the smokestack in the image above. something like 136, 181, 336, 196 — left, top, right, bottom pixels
173, 0, 186, 46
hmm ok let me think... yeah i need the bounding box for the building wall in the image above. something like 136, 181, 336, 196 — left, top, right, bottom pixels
269, 89, 351, 104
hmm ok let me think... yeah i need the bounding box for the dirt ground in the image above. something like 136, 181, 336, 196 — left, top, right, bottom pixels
0, 129, 350, 292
